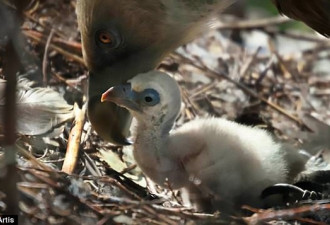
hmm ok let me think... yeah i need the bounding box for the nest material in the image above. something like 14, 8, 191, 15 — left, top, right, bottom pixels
0, 0, 329, 224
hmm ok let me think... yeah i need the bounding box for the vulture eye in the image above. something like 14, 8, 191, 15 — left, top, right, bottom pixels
141, 89, 160, 106
96, 29, 121, 48
99, 31, 112, 44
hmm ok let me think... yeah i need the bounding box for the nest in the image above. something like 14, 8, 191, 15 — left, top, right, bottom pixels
0, 0, 329, 224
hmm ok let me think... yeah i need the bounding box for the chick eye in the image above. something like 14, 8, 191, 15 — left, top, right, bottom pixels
96, 29, 121, 48
144, 96, 153, 103
141, 89, 160, 106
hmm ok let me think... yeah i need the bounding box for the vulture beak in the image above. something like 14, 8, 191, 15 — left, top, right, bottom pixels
101, 84, 141, 112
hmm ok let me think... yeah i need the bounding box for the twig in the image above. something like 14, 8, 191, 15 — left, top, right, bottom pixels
23, 29, 85, 65
26, 168, 104, 216
98, 176, 144, 201
23, 29, 82, 52
62, 103, 86, 174
267, 29, 330, 43
42, 28, 55, 86
294, 217, 328, 225
244, 204, 330, 225
141, 205, 179, 225
16, 144, 54, 172
84, 152, 103, 177
173, 52, 310, 128
24, 11, 67, 39
189, 81, 219, 99
255, 56, 275, 85
239, 47, 261, 78
217, 16, 290, 30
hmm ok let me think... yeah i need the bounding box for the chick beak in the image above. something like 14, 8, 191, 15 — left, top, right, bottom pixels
101, 84, 141, 112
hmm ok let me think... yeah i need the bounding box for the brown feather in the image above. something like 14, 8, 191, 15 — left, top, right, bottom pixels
272, 0, 330, 37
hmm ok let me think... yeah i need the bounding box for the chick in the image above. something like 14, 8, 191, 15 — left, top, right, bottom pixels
101, 71, 306, 212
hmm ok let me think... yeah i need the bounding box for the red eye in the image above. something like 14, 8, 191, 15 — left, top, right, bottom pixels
98, 31, 113, 44
96, 29, 122, 48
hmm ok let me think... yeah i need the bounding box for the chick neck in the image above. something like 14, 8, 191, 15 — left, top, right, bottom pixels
133, 110, 178, 169
132, 109, 187, 188
135, 111, 176, 144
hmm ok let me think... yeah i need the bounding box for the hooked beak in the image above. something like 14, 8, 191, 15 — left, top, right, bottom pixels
101, 84, 141, 112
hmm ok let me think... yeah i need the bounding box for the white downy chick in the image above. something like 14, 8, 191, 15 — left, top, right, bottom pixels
101, 71, 305, 212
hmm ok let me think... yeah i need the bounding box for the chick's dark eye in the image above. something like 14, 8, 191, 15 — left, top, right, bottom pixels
141, 89, 160, 106
144, 96, 153, 103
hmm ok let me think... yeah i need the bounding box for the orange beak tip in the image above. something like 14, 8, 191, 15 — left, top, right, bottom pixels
101, 92, 108, 102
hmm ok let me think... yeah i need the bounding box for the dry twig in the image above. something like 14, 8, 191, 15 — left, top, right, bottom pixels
62, 103, 86, 174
